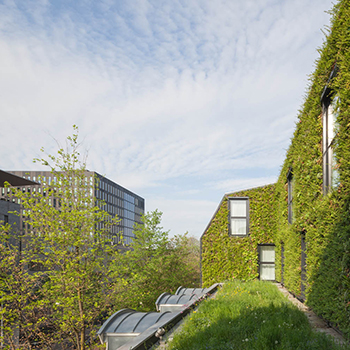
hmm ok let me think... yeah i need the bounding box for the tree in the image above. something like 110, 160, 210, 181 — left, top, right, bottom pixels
0, 223, 47, 350
115, 210, 201, 311
169, 234, 201, 288
5, 126, 120, 350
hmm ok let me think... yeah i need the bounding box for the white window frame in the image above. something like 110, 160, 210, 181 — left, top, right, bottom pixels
258, 244, 275, 281
228, 197, 249, 236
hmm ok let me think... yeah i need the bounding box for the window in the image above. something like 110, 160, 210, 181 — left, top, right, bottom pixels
322, 95, 340, 193
229, 197, 249, 236
321, 66, 339, 194
28, 261, 44, 271
287, 168, 293, 224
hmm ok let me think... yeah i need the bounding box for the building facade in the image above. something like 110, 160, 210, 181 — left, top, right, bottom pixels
4, 170, 145, 245
273, 0, 350, 333
201, 0, 350, 338
201, 184, 276, 287
1, 170, 38, 247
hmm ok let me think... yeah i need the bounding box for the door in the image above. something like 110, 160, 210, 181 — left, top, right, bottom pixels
300, 233, 307, 301
281, 242, 285, 284
259, 245, 275, 281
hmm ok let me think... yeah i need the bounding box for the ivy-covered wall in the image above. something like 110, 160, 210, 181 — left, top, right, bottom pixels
201, 0, 350, 338
274, 0, 350, 337
201, 184, 276, 287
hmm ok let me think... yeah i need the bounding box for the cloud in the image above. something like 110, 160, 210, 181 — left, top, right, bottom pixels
211, 176, 278, 193
0, 0, 335, 237
146, 196, 219, 239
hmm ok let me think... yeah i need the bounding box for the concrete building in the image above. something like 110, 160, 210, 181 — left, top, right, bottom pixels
0, 170, 38, 247
3, 170, 145, 245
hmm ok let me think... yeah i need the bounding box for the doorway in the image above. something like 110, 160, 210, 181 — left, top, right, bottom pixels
258, 245, 275, 281
300, 233, 307, 301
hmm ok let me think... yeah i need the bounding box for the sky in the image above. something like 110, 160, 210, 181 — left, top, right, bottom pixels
0, 0, 335, 239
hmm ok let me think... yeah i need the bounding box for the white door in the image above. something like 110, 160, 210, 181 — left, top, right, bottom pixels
259, 245, 275, 281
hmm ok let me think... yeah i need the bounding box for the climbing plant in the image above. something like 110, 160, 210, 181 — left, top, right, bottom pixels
274, 0, 350, 338
201, 184, 276, 287
202, 0, 350, 339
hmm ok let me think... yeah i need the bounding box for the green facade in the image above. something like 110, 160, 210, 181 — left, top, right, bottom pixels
201, 184, 276, 287
275, 0, 350, 337
201, 0, 350, 338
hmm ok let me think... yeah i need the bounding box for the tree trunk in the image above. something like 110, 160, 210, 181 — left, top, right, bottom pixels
78, 288, 85, 350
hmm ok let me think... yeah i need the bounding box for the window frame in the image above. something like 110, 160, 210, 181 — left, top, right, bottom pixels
228, 197, 249, 236
321, 65, 339, 195
258, 244, 276, 281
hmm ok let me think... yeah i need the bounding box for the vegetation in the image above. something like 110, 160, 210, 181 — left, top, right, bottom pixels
273, 0, 350, 337
201, 184, 276, 287
168, 281, 349, 350
0, 224, 46, 349
115, 209, 200, 311
201, 0, 350, 338
1, 127, 120, 349
0, 126, 200, 349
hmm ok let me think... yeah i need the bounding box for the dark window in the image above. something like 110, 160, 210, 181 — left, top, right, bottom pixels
28, 261, 44, 271
300, 232, 307, 301
281, 242, 285, 284
287, 168, 293, 224
229, 197, 249, 236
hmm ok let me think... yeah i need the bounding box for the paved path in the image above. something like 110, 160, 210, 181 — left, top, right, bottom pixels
274, 283, 346, 344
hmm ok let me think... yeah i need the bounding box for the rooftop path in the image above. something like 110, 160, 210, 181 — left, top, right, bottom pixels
274, 282, 346, 345
155, 282, 347, 349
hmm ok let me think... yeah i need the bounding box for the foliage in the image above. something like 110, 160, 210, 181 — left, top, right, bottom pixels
1, 127, 202, 348
168, 281, 349, 350
201, 0, 350, 338
1, 126, 120, 350
0, 224, 51, 349
273, 0, 350, 338
201, 184, 276, 287
115, 210, 201, 311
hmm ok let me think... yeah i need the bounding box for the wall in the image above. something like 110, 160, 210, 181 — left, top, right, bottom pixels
201, 0, 350, 337
0, 199, 21, 247
274, 0, 350, 337
201, 184, 276, 287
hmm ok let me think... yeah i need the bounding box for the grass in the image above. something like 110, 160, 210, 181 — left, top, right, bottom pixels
167, 280, 350, 350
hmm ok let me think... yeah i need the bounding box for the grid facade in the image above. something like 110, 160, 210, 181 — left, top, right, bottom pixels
5, 170, 145, 245
94, 172, 144, 245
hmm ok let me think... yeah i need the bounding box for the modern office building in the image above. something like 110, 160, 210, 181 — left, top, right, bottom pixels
3, 170, 145, 245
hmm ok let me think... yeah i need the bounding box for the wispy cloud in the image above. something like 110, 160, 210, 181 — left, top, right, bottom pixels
0, 0, 334, 237
212, 176, 278, 193
146, 196, 219, 237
